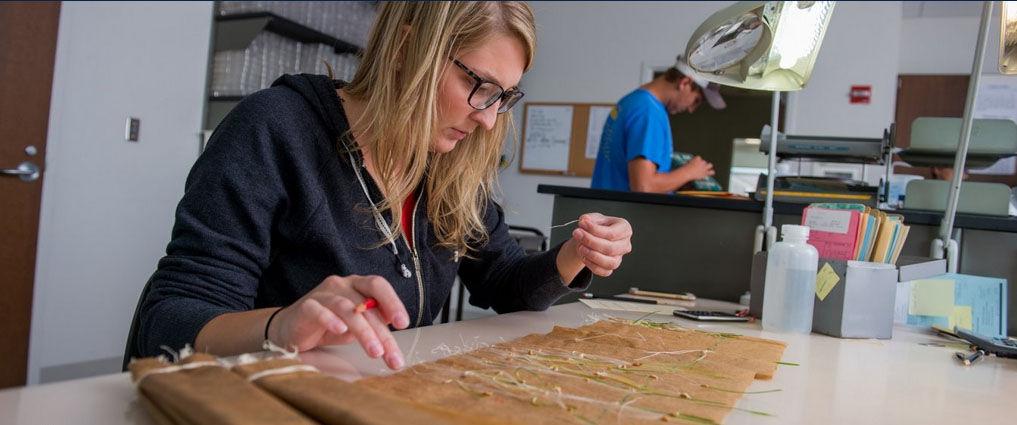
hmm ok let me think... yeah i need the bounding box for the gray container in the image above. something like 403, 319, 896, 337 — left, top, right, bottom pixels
811, 260, 897, 338
749, 252, 946, 339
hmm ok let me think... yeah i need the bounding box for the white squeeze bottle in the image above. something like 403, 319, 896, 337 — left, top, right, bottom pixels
761, 224, 819, 333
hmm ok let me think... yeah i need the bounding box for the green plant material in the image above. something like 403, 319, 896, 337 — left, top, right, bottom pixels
532, 353, 619, 369
592, 370, 646, 390
453, 379, 491, 397
692, 329, 742, 339
639, 391, 774, 417
631, 311, 659, 324
776, 361, 800, 366
556, 366, 642, 391
515, 366, 541, 381
573, 414, 598, 425
669, 411, 721, 424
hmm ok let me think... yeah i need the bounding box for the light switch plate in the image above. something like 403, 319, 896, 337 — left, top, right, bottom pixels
126, 117, 140, 142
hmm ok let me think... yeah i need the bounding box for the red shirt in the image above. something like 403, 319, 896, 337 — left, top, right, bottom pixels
401, 192, 415, 250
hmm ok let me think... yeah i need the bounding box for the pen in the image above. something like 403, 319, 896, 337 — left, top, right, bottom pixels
354, 298, 378, 313
581, 293, 657, 305
954, 349, 985, 365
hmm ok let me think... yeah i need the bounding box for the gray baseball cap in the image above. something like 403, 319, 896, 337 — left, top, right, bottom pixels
674, 55, 726, 110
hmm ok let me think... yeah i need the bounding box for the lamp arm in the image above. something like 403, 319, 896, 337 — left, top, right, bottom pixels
937, 1, 993, 255
763, 91, 780, 233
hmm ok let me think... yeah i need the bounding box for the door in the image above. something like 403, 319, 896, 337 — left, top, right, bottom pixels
0, 2, 60, 389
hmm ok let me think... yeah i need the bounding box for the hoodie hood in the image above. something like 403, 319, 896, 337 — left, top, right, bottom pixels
271, 73, 348, 139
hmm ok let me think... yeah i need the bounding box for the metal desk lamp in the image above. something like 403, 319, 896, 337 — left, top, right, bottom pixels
683, 1, 836, 252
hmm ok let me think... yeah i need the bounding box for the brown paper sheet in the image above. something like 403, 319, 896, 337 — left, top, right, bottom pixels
232, 358, 514, 425
358, 318, 787, 425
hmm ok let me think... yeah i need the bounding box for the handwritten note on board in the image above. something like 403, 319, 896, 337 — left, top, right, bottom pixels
522, 105, 573, 172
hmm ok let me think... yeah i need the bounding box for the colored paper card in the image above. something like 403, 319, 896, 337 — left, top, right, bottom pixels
908, 279, 955, 317
852, 211, 870, 259
906, 273, 1007, 337
857, 213, 878, 261
815, 262, 841, 301
802, 207, 860, 260
862, 211, 883, 261
803, 207, 852, 233
950, 306, 973, 330
870, 215, 896, 263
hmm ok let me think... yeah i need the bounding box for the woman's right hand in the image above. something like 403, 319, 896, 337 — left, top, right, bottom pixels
267, 274, 410, 370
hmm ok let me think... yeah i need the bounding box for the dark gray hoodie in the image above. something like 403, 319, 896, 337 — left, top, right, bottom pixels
135, 74, 590, 357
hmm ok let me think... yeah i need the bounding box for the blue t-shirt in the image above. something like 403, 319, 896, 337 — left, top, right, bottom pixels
591, 89, 673, 191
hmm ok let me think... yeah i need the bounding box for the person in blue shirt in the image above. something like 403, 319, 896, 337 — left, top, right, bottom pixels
591, 56, 726, 193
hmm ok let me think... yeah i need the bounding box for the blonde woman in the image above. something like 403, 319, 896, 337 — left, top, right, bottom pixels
134, 1, 632, 370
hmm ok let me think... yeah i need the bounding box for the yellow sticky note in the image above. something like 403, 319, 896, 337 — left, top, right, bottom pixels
908, 279, 955, 317
950, 306, 973, 330
815, 262, 840, 301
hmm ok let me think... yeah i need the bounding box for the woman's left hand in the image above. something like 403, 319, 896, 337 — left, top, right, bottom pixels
560, 213, 633, 279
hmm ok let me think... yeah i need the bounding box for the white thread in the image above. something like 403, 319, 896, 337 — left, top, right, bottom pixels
405, 327, 422, 365
262, 340, 300, 359
159, 345, 179, 362
549, 219, 581, 228
246, 364, 320, 382
633, 349, 711, 362
235, 353, 259, 366
132, 361, 223, 385
158, 344, 195, 363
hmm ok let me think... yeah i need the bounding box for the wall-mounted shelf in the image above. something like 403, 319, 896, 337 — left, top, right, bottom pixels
214, 12, 362, 54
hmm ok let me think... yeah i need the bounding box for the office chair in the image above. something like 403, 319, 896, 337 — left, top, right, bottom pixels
440, 225, 548, 323
122, 275, 154, 371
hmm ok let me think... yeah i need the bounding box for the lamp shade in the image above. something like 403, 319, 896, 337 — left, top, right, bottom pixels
685, 1, 836, 91
1001, 1, 1017, 74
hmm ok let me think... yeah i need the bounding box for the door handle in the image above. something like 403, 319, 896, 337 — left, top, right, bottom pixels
1, 161, 40, 182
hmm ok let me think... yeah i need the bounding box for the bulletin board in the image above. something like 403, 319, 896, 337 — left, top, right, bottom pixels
518, 102, 615, 177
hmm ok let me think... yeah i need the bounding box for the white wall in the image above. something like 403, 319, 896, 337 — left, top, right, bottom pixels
899, 7, 1006, 76
787, 2, 902, 137
498, 2, 906, 229
28, 1, 213, 384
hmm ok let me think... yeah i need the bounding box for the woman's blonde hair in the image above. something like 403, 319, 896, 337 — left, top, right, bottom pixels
343, 1, 536, 256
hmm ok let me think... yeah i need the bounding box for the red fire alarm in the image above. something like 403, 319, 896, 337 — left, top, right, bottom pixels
850, 85, 871, 104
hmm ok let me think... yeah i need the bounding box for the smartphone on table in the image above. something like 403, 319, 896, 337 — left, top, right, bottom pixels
673, 310, 750, 322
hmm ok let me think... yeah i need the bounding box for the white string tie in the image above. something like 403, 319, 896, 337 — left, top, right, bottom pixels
245, 364, 320, 382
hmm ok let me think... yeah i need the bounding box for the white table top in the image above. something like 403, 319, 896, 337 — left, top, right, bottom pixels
2, 301, 1014, 424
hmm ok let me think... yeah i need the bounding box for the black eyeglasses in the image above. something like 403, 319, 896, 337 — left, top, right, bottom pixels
451, 59, 524, 114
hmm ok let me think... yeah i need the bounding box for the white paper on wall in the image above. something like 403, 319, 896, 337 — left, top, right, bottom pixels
971, 75, 1017, 175
585, 106, 613, 159
522, 105, 573, 172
